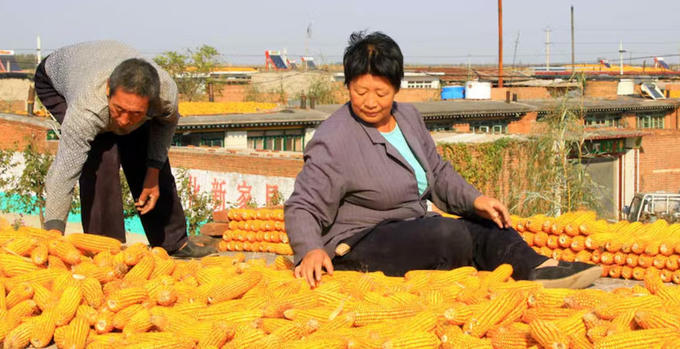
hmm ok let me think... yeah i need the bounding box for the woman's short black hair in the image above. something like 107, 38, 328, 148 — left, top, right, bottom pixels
109, 58, 161, 100
343, 31, 404, 92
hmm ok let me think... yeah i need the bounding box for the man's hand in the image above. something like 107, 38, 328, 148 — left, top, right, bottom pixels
473, 195, 511, 229
136, 168, 160, 215
295, 248, 334, 288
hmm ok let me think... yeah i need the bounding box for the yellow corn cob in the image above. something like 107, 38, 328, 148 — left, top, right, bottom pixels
440, 331, 493, 349
66, 233, 122, 254
94, 310, 116, 334
8, 299, 39, 320
122, 337, 196, 349
464, 290, 525, 338
62, 316, 92, 349
111, 304, 145, 330
54, 285, 82, 326
208, 271, 262, 303
491, 326, 536, 349
555, 309, 589, 337
149, 257, 176, 279
53, 239, 83, 265
29, 310, 56, 348
221, 327, 267, 349
353, 304, 425, 327
76, 304, 98, 326
564, 289, 610, 309
124, 255, 155, 281
198, 309, 264, 324
595, 295, 664, 320
150, 306, 198, 333
593, 328, 678, 349
271, 319, 320, 340
382, 331, 440, 349
123, 308, 153, 334
48, 255, 68, 270
635, 309, 680, 329
529, 319, 571, 349
122, 243, 149, 266
5, 236, 38, 256
92, 250, 114, 267
528, 288, 575, 308
497, 301, 528, 327
522, 307, 579, 323
106, 287, 148, 312
197, 321, 235, 349
274, 255, 294, 271
0, 280, 5, 311
3, 321, 34, 349
443, 303, 480, 325
72, 261, 113, 284
81, 276, 104, 308
151, 246, 171, 260
480, 264, 514, 291
0, 253, 39, 277
6, 282, 34, 308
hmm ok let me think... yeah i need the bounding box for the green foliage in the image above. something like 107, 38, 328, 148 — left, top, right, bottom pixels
441, 98, 602, 218
267, 189, 285, 207
154, 45, 221, 102
306, 73, 345, 105
2, 142, 50, 228
119, 170, 138, 220
175, 168, 220, 235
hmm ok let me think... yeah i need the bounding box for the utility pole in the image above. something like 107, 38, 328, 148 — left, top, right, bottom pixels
545, 27, 551, 71
36, 36, 42, 66
619, 40, 626, 75
498, 0, 504, 87
571, 6, 575, 72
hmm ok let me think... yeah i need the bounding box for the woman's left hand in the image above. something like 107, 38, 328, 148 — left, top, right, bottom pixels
473, 195, 511, 229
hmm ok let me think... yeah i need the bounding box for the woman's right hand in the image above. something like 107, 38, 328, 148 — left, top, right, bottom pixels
295, 248, 334, 288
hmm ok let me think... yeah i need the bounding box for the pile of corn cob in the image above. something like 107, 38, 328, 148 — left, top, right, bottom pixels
4, 224, 680, 348
218, 208, 292, 256
514, 211, 680, 284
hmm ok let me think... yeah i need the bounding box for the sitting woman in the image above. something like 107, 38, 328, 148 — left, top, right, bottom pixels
284, 31, 601, 289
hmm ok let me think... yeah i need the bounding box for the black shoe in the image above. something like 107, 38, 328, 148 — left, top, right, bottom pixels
170, 240, 218, 260
528, 261, 603, 289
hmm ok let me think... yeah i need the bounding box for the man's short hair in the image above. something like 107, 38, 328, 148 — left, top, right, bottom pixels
109, 58, 160, 100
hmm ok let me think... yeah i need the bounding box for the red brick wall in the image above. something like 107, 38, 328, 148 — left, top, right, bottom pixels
0, 117, 50, 152
639, 130, 680, 192
394, 89, 441, 103
585, 81, 619, 99
168, 148, 303, 178
215, 85, 247, 102
491, 87, 551, 100
507, 111, 538, 134
0, 100, 25, 114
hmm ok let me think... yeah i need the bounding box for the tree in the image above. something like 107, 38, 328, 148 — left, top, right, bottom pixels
175, 168, 220, 235
154, 45, 221, 102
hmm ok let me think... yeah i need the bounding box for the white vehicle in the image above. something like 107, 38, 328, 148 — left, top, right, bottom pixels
623, 192, 680, 223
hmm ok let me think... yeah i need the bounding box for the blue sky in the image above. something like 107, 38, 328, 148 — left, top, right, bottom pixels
4, 0, 680, 66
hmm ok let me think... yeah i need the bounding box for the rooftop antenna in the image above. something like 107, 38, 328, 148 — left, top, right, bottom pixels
512, 31, 521, 71
305, 23, 312, 71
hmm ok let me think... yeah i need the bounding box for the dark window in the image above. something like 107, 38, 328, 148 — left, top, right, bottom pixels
469, 120, 508, 134
247, 129, 305, 152
637, 112, 665, 129
585, 112, 621, 127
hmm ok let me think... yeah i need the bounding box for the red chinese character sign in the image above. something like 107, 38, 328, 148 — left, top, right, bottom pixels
237, 181, 253, 208
266, 184, 279, 207
211, 178, 227, 211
